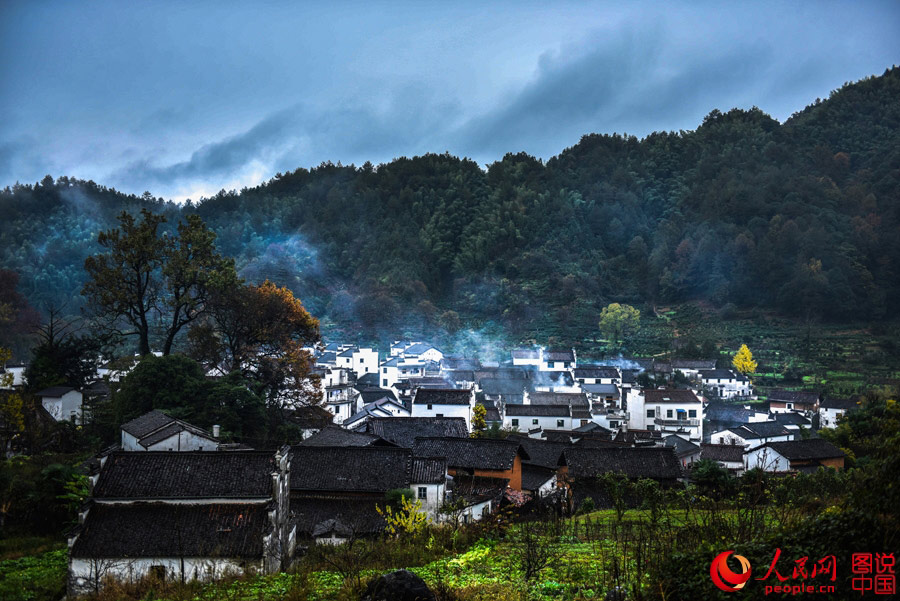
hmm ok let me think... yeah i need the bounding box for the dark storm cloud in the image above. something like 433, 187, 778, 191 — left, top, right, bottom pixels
1, 1, 898, 199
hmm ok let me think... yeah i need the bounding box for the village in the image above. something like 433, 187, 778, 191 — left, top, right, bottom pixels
3, 339, 854, 596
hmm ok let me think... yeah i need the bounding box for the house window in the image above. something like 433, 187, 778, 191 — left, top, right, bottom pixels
418, 487, 427, 500
383, 368, 387, 373
579, 378, 585, 384
667, 409, 673, 418
557, 419, 564, 428
512, 418, 519, 427
787, 403, 793, 410
647, 425, 655, 431
610, 421, 619, 428
688, 409, 697, 418
646, 409, 655, 418
532, 418, 539, 425
436, 413, 443, 418
427, 404, 433, 410
383, 379, 388, 386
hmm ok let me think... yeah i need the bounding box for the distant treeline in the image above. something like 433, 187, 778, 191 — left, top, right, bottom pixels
2, 67, 898, 344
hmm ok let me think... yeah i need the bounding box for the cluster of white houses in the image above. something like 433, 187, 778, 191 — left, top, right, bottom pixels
3, 341, 854, 595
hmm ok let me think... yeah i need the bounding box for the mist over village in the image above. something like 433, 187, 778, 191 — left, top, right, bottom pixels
1, 2, 899, 600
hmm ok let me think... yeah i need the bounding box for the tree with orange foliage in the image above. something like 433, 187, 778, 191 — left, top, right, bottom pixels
189, 279, 321, 409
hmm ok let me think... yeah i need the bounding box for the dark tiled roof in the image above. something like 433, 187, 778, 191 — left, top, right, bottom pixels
404, 343, 440, 356
768, 389, 819, 404
643, 389, 701, 404
289, 405, 335, 429
410, 457, 447, 484
480, 378, 531, 396
741, 421, 791, 438
446, 370, 476, 382
535, 371, 575, 386
299, 426, 387, 447
573, 422, 614, 435
364, 417, 467, 448
121, 410, 177, 438
528, 392, 588, 407
412, 437, 527, 471
764, 439, 845, 461
358, 388, 399, 404
442, 357, 481, 370
507, 434, 570, 469
356, 373, 380, 387
819, 397, 859, 410
574, 437, 629, 449
413, 388, 471, 405
138, 422, 203, 448
290, 446, 412, 492
671, 359, 716, 370
318, 352, 337, 363
705, 401, 761, 423
506, 404, 570, 417
35, 386, 76, 397
564, 447, 682, 480
522, 464, 556, 492
700, 443, 745, 463
582, 383, 620, 396
773, 412, 812, 426
574, 367, 620, 379
544, 349, 575, 361
292, 498, 385, 537
621, 369, 639, 384
664, 435, 700, 457
72, 502, 271, 558
699, 369, 739, 380
93, 452, 276, 499
475, 368, 533, 381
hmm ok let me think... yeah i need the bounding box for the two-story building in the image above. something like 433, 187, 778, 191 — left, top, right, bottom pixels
410, 388, 475, 430
628, 389, 703, 441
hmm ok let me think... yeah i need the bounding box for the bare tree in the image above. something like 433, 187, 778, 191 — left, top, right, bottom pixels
509, 520, 563, 582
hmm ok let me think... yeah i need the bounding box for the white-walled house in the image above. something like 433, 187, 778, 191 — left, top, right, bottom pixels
37, 387, 83, 423
573, 366, 621, 386
69, 449, 293, 596
511, 349, 541, 367
411, 388, 475, 430
628, 389, 703, 441
744, 439, 845, 473
818, 397, 858, 429
699, 369, 752, 399
709, 422, 793, 449
540, 349, 576, 372
400, 343, 444, 364
0, 363, 26, 388
504, 404, 572, 432
410, 456, 448, 520
767, 390, 819, 414
699, 443, 745, 474
120, 410, 219, 452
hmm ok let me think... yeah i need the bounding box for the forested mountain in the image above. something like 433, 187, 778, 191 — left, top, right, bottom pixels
2, 67, 898, 347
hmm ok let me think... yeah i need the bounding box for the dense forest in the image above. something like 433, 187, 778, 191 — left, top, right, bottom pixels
1, 68, 898, 351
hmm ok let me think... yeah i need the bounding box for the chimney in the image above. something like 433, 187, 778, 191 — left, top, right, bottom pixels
212, 424, 220, 438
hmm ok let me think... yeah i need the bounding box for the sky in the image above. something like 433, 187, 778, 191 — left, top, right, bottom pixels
1, 1, 898, 202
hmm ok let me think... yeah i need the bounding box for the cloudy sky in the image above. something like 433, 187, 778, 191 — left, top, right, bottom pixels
1, 1, 898, 201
